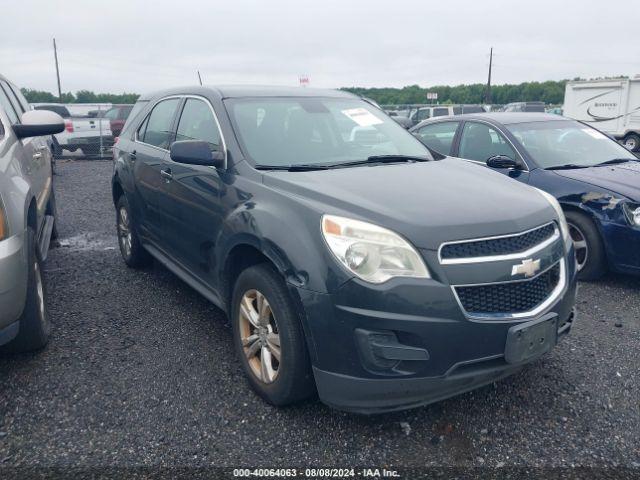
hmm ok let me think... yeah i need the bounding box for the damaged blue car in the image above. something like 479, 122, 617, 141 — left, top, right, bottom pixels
410, 113, 640, 279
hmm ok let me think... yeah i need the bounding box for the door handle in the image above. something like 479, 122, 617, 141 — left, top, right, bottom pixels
160, 168, 173, 181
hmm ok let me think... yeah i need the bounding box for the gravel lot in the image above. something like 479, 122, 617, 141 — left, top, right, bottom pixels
0, 160, 638, 474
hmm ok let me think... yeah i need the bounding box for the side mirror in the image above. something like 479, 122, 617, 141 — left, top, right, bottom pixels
13, 110, 65, 139
486, 155, 521, 169
170, 140, 225, 168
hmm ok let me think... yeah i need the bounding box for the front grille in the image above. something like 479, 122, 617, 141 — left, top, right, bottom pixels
455, 263, 561, 316
441, 223, 556, 260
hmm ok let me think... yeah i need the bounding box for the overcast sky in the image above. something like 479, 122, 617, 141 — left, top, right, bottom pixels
2, 0, 639, 94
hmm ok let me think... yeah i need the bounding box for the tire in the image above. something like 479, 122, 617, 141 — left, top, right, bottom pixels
5, 228, 51, 352
231, 263, 315, 406
623, 133, 640, 152
565, 210, 607, 281
116, 195, 152, 268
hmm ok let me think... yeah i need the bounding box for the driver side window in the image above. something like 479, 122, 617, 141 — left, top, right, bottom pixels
459, 122, 516, 162
176, 98, 222, 151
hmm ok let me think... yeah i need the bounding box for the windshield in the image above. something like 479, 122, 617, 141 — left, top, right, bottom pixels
507, 120, 637, 168
225, 97, 431, 167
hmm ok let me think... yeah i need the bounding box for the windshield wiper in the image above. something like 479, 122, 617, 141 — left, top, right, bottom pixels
326, 154, 431, 169
545, 164, 589, 170
255, 164, 330, 172
255, 155, 430, 171
592, 158, 637, 167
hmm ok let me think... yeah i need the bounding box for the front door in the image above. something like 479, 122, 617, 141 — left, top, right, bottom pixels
158, 97, 226, 285
456, 121, 530, 183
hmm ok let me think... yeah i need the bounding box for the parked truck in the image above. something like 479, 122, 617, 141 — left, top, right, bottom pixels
32, 104, 113, 157
563, 78, 640, 152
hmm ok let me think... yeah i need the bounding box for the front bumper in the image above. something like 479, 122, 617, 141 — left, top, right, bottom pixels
0, 233, 28, 337
295, 257, 578, 414
600, 220, 640, 275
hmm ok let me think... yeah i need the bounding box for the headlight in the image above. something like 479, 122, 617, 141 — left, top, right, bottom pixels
321, 215, 430, 284
535, 189, 571, 251
623, 202, 640, 226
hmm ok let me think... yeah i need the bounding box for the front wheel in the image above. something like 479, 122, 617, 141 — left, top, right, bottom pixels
231, 264, 315, 406
565, 211, 606, 280
623, 133, 640, 152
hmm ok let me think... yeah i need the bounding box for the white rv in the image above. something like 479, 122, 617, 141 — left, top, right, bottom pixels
563, 78, 640, 152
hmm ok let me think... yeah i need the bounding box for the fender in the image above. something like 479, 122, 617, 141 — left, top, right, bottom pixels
215, 195, 352, 295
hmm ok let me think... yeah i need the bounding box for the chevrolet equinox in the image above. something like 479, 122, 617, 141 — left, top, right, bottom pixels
112, 86, 577, 413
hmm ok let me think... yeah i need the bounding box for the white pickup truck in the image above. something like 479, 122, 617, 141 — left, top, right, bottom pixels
32, 104, 113, 156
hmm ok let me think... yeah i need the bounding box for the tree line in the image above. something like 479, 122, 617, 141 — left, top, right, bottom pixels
20, 77, 627, 106
21, 88, 140, 105
342, 80, 575, 106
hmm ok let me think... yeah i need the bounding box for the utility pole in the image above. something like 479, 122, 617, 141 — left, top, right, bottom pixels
484, 47, 493, 105
53, 38, 62, 101
197, 71, 203, 86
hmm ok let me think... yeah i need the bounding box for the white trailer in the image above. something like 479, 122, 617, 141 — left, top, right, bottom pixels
563, 78, 640, 151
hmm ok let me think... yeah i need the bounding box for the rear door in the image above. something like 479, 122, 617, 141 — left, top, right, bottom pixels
130, 97, 181, 246
158, 96, 226, 284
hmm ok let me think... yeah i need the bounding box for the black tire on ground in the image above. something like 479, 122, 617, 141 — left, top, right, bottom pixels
115, 195, 152, 268
231, 263, 315, 406
46, 187, 59, 241
623, 133, 640, 152
4, 227, 51, 352
565, 210, 607, 281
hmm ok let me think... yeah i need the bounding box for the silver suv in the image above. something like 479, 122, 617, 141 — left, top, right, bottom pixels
0, 74, 64, 352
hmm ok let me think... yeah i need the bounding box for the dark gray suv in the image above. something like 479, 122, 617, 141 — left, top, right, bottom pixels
112, 86, 577, 413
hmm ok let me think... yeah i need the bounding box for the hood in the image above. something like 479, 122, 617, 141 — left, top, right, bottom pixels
262, 158, 555, 250
552, 161, 640, 202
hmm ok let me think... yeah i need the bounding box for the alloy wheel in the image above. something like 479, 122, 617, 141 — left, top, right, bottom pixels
34, 260, 47, 326
568, 222, 588, 272
624, 138, 638, 151
118, 206, 133, 258
238, 289, 281, 384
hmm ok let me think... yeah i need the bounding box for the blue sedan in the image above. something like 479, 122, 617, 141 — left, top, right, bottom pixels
410, 113, 640, 280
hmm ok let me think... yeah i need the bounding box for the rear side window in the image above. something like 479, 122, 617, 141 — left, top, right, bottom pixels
432, 107, 449, 117
415, 121, 460, 155
176, 98, 221, 150
139, 98, 180, 149
0, 84, 19, 124
122, 101, 148, 139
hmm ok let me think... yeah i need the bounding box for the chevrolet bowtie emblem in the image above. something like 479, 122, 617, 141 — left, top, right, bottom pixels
511, 258, 541, 277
